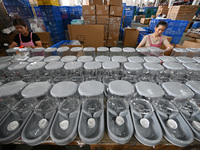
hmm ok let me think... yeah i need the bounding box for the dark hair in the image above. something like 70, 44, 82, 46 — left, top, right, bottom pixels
13, 19, 27, 27
156, 21, 168, 28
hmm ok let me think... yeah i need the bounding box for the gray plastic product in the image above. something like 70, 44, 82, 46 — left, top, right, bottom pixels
50, 99, 80, 145
179, 100, 200, 141
130, 99, 162, 146
0, 56, 13, 62
21, 98, 58, 146
0, 98, 37, 144
175, 56, 196, 63
144, 62, 164, 71
27, 56, 45, 62
78, 99, 104, 144
153, 99, 194, 147
8, 62, 29, 71
11, 56, 30, 62
111, 56, 127, 63
0, 100, 11, 123
95, 56, 110, 62
77, 56, 93, 63
78, 81, 105, 144
26, 62, 46, 71
61, 56, 77, 62
44, 56, 61, 62
193, 57, 200, 63
128, 56, 144, 63
159, 56, 177, 62
144, 56, 161, 64
107, 98, 133, 144
45, 62, 64, 70
186, 81, 200, 98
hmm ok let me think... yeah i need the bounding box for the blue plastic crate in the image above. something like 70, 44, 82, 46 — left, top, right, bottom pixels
170, 34, 183, 44
192, 21, 200, 28
39, 5, 62, 21
124, 16, 132, 22
3, 0, 15, 5
125, 10, 134, 17
123, 22, 132, 28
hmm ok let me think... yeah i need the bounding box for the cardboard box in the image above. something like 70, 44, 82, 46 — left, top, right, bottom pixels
140, 18, 151, 25
36, 32, 53, 46
68, 25, 104, 47
105, 39, 118, 46
84, 15, 96, 24
89, 0, 102, 5
96, 5, 109, 16
123, 28, 139, 47
182, 39, 200, 48
104, 25, 108, 40
107, 0, 122, 6
133, 15, 145, 22
109, 23, 120, 32
96, 15, 109, 24
108, 30, 119, 40
109, 16, 121, 24
156, 6, 168, 17
82, 5, 96, 16
110, 6, 123, 17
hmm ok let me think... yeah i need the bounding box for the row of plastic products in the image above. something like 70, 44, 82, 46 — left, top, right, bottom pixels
5, 47, 200, 58
0, 79, 200, 147
0, 55, 200, 85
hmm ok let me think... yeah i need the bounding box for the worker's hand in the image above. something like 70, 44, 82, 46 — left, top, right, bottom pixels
166, 46, 173, 51
25, 46, 33, 48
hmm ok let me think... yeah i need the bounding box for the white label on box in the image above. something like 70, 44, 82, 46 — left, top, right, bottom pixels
111, 11, 114, 14
105, 7, 108, 11
91, 6, 94, 10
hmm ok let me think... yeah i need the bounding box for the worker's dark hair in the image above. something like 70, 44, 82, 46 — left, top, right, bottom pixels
156, 20, 168, 28
13, 19, 27, 27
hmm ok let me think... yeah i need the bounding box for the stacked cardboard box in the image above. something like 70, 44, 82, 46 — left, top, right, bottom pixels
156, 6, 168, 17
140, 18, 151, 25
82, 0, 123, 47
133, 15, 145, 22
167, 5, 199, 30
106, 0, 123, 47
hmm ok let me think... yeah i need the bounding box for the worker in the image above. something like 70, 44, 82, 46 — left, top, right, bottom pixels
137, 20, 173, 54
9, 19, 42, 48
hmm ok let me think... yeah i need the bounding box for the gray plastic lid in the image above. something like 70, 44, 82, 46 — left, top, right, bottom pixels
84, 61, 101, 70
31, 47, 45, 52
163, 62, 185, 70
83, 47, 95, 52
136, 47, 149, 52
26, 62, 46, 71
97, 47, 109, 52
111, 56, 127, 63
109, 80, 134, 96
124, 62, 143, 71
64, 61, 82, 70
44, 47, 57, 52
147, 47, 162, 52
44, 56, 61, 62
61, 56, 77, 62
19, 47, 32, 52
70, 47, 83, 52
6, 47, 19, 53
21, 82, 51, 98
45, 61, 64, 70
0, 56, 13, 62
78, 80, 104, 96
193, 57, 200, 63
51, 81, 78, 98
173, 48, 188, 53
175, 56, 195, 63
110, 47, 122, 52
144, 62, 164, 71
11, 56, 29, 62
135, 82, 164, 98
162, 82, 194, 99
8, 62, 29, 70
77, 56, 93, 62
159, 56, 177, 62
57, 46, 69, 52
0, 62, 10, 70
182, 63, 200, 71
0, 81, 27, 97
27, 56, 45, 62
102, 61, 120, 69
128, 56, 144, 63
123, 47, 135, 52
186, 48, 200, 52
95, 56, 110, 62
186, 81, 200, 96
144, 56, 161, 63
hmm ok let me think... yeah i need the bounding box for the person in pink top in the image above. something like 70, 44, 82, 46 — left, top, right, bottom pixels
9, 19, 42, 48
137, 21, 173, 55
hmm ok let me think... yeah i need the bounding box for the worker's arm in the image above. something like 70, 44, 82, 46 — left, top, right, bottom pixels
9, 41, 18, 48
163, 37, 174, 52
34, 40, 42, 48
137, 35, 147, 48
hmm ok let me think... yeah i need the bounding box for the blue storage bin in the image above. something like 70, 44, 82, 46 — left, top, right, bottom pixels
192, 21, 200, 28
125, 10, 134, 17
34, 6, 42, 18
124, 16, 132, 22
123, 22, 132, 28
170, 34, 183, 44
3, 0, 15, 5
39, 5, 62, 21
